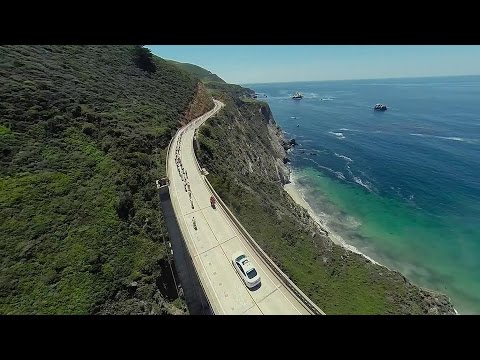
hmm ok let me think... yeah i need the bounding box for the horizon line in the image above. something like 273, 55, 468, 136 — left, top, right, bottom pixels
239, 73, 480, 86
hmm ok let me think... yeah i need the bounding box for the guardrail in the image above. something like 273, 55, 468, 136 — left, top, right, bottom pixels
203, 178, 324, 315
165, 134, 175, 179
190, 102, 325, 315
165, 116, 216, 314
168, 172, 215, 314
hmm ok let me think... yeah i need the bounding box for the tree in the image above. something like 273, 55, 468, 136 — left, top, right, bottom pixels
132, 46, 156, 73
116, 191, 134, 220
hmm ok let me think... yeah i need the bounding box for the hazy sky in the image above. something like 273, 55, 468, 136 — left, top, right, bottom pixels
146, 45, 480, 84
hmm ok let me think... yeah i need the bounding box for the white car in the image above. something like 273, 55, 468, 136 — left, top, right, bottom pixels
231, 251, 261, 288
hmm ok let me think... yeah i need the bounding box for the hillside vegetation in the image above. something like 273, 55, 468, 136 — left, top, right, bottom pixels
0, 45, 213, 314
194, 93, 455, 314
168, 60, 255, 102
168, 60, 225, 84
0, 46, 454, 315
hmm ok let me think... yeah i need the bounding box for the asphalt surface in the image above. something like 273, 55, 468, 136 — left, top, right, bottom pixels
167, 100, 311, 315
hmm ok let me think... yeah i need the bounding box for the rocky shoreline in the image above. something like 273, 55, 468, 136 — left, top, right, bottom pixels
262, 102, 458, 315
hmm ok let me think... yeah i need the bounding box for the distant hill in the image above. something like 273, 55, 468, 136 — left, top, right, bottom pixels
0, 45, 213, 314
168, 60, 226, 84
168, 60, 256, 103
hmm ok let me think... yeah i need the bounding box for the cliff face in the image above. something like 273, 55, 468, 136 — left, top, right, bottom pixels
181, 82, 214, 125
195, 100, 290, 186
195, 96, 455, 315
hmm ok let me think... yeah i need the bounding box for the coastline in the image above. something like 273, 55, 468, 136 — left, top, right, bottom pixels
283, 171, 459, 314
284, 177, 381, 267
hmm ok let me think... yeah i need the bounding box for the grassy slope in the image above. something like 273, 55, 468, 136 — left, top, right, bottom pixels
0, 45, 201, 314
168, 60, 255, 102
167, 60, 225, 84
195, 97, 454, 314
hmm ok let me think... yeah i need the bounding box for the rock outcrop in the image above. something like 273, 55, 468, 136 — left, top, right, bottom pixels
181, 82, 214, 125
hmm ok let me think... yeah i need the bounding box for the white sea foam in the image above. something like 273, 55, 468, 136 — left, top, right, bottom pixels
284, 171, 381, 266
353, 176, 373, 192
334, 152, 353, 162
339, 128, 361, 132
334, 171, 346, 180
305, 158, 346, 181
439, 136, 465, 142
346, 164, 354, 177
345, 215, 362, 229
410, 133, 476, 143
329, 131, 346, 139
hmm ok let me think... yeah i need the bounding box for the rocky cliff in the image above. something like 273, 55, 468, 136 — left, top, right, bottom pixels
181, 82, 214, 125
194, 94, 455, 315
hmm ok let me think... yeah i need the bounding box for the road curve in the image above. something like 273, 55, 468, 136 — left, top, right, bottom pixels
167, 99, 313, 315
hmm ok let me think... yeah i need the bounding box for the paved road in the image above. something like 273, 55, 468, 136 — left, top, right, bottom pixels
168, 100, 311, 315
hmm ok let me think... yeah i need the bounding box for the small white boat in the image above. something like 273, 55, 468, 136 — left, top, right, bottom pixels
292, 92, 303, 100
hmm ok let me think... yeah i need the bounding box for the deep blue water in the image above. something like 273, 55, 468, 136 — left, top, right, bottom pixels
248, 76, 480, 314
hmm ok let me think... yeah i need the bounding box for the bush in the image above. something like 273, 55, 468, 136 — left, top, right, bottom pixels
0, 45, 198, 314
116, 191, 134, 220
132, 46, 156, 74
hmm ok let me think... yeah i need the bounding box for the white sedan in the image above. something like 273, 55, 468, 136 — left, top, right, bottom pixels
231, 251, 261, 288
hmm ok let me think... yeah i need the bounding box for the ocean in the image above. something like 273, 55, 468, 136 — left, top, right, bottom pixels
248, 76, 480, 314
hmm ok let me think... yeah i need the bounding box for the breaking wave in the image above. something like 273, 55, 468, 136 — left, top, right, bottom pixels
304, 158, 346, 181
334, 152, 353, 162
329, 131, 346, 139
353, 176, 373, 192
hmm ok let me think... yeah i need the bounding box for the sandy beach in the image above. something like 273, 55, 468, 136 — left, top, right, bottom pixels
284, 180, 382, 266
284, 179, 460, 314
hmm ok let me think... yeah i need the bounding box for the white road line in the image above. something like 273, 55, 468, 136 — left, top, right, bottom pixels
180, 103, 262, 314
179, 124, 252, 314
212, 194, 302, 314
190, 103, 301, 313
171, 136, 226, 315
168, 100, 307, 315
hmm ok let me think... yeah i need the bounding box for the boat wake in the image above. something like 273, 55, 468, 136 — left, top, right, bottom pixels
339, 128, 362, 133
410, 133, 478, 144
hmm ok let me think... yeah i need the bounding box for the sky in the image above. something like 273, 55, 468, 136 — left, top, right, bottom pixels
146, 45, 480, 84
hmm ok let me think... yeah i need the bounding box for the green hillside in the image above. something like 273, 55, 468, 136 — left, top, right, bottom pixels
0, 45, 204, 314
195, 91, 455, 315
168, 60, 226, 84
168, 59, 256, 103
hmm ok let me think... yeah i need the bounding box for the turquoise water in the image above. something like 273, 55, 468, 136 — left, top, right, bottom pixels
249, 76, 480, 314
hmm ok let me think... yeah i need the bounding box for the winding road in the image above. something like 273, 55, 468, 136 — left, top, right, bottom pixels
167, 99, 321, 315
